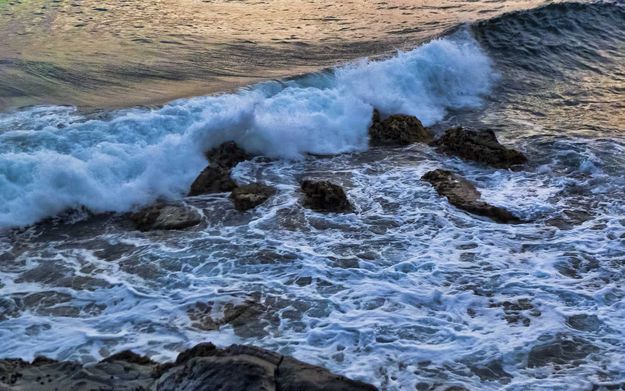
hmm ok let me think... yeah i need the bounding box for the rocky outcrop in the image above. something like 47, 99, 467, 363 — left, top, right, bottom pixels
189, 164, 238, 196
230, 183, 277, 211
189, 142, 250, 196
0, 343, 377, 391
129, 202, 202, 231
433, 127, 527, 168
422, 169, 521, 223
205, 141, 250, 169
368, 109, 432, 146
301, 180, 353, 213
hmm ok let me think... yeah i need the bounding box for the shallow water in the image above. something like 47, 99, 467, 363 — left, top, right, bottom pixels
1, 1, 625, 390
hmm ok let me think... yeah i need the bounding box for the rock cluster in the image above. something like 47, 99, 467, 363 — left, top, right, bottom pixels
0, 343, 377, 391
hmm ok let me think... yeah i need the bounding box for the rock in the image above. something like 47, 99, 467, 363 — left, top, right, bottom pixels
188, 164, 237, 196
129, 203, 202, 231
421, 169, 521, 223
155, 344, 376, 391
369, 109, 432, 146
489, 298, 541, 327
278, 356, 376, 391
187, 299, 268, 337
206, 141, 250, 169
0, 343, 378, 391
189, 141, 250, 196
433, 127, 527, 168
301, 180, 353, 213
230, 183, 276, 211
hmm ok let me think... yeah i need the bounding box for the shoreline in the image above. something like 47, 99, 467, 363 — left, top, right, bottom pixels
0, 342, 378, 390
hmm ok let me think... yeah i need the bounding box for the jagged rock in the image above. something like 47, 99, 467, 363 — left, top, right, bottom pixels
301, 180, 353, 213
422, 169, 521, 223
129, 203, 202, 231
0, 344, 378, 391
230, 183, 277, 211
189, 142, 250, 196
188, 164, 237, 196
369, 109, 432, 146
206, 141, 251, 169
433, 127, 527, 168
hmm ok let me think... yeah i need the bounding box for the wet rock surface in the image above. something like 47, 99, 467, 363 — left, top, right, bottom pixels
129, 202, 202, 231
205, 141, 251, 169
301, 180, 353, 213
421, 169, 521, 223
188, 164, 238, 196
433, 127, 527, 168
0, 343, 377, 391
187, 299, 270, 338
527, 334, 598, 368
230, 183, 277, 211
189, 141, 250, 196
368, 109, 432, 146
489, 298, 541, 327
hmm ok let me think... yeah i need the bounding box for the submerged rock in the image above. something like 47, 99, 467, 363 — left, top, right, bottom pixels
527, 334, 597, 368
129, 203, 202, 231
301, 180, 353, 213
0, 343, 377, 391
189, 141, 250, 196
189, 164, 237, 196
433, 127, 527, 168
421, 169, 521, 223
230, 183, 277, 211
369, 109, 432, 146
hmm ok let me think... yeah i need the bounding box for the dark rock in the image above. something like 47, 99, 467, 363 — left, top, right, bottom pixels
188, 141, 250, 196
129, 203, 202, 231
102, 350, 155, 366
188, 164, 237, 196
278, 356, 377, 391
527, 334, 598, 368
369, 109, 432, 146
230, 183, 277, 211
433, 127, 527, 168
301, 180, 353, 213
422, 169, 521, 224
0, 344, 376, 391
205, 141, 250, 169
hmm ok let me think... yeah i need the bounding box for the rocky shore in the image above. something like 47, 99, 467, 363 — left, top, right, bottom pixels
0, 343, 376, 391
4, 108, 533, 390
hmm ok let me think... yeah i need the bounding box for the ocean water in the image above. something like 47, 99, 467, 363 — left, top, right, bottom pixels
1, 1, 625, 390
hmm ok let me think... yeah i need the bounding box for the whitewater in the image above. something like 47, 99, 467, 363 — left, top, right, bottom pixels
0, 31, 494, 229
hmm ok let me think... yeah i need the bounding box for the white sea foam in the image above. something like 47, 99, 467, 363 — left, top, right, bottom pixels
0, 32, 494, 228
